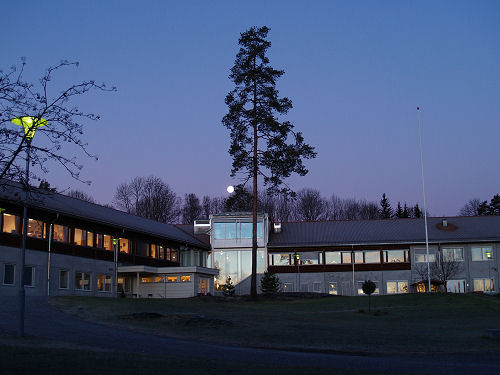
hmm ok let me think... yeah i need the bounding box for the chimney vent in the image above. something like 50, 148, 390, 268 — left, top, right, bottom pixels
273, 222, 281, 233
442, 218, 448, 227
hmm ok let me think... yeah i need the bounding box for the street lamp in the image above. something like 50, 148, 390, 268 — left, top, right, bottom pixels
11, 116, 47, 337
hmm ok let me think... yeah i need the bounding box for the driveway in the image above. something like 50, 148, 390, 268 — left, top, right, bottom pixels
0, 296, 499, 375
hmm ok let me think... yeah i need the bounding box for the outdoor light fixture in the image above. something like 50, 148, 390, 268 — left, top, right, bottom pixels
227, 185, 234, 194
11, 115, 48, 337
11, 116, 47, 139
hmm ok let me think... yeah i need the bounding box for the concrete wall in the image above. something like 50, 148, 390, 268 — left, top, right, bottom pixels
0, 245, 115, 297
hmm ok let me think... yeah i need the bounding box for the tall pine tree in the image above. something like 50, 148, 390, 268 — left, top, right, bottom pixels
223, 26, 316, 298
380, 193, 392, 219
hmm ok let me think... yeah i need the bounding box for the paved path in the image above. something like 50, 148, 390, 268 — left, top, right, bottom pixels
0, 297, 499, 375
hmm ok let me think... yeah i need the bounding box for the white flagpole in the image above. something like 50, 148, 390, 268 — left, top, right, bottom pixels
417, 106, 431, 292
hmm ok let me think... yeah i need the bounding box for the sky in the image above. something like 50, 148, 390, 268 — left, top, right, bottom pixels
2, 1, 500, 216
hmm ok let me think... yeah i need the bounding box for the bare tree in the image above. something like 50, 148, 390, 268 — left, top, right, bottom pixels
359, 200, 380, 220
459, 198, 482, 216
295, 188, 327, 221
274, 194, 295, 222
0, 59, 115, 185
413, 250, 464, 292
114, 176, 180, 223
67, 189, 95, 203
181, 193, 202, 224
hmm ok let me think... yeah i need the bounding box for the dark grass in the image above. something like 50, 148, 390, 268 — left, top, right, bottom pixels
50, 293, 500, 354
0, 336, 401, 375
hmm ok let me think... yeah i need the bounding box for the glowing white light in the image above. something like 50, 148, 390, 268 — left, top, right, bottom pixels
227, 185, 234, 194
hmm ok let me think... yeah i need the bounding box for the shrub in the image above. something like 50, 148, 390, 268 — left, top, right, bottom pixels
260, 271, 281, 296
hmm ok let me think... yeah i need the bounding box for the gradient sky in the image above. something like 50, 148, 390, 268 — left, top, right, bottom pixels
3, 1, 499, 216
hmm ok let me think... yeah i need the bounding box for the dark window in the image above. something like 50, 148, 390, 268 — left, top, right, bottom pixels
24, 266, 34, 286
3, 264, 15, 285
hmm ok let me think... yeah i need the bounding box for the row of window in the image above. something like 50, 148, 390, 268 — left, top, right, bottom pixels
270, 249, 410, 266
213, 222, 264, 240
281, 279, 495, 294
3, 264, 35, 286
141, 275, 191, 283
2, 264, 131, 292
1, 212, 179, 261
270, 246, 495, 266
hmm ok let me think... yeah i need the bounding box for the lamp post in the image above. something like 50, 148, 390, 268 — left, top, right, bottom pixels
11, 116, 47, 337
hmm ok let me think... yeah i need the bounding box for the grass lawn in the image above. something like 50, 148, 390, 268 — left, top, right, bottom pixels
50, 293, 500, 354
0, 336, 402, 375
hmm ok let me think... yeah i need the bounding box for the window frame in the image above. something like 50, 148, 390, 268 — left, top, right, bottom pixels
386, 280, 408, 294
59, 269, 69, 289
74, 271, 91, 291
471, 246, 494, 261
23, 265, 35, 287
3, 264, 15, 285
442, 247, 464, 262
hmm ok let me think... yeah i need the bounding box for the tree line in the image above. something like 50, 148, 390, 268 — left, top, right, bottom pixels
459, 195, 500, 216
107, 175, 425, 224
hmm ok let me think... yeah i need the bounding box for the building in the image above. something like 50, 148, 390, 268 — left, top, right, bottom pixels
206, 213, 499, 295
1, 180, 498, 299
0, 181, 217, 298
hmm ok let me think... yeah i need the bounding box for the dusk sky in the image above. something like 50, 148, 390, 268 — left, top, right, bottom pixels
3, 1, 500, 216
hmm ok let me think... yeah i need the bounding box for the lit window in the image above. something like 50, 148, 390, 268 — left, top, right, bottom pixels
118, 277, 131, 292
3, 264, 15, 285
473, 278, 495, 292
383, 250, 408, 263
171, 250, 178, 262
442, 248, 464, 262
53, 225, 69, 243
181, 275, 191, 282
298, 252, 322, 265
3, 213, 20, 234
387, 281, 408, 294
141, 277, 153, 283
414, 250, 436, 263
472, 247, 494, 261
329, 282, 338, 295
97, 274, 112, 291
27, 219, 44, 238
167, 276, 179, 283
75, 272, 91, 290
158, 245, 164, 259
272, 253, 291, 265
59, 270, 69, 289
325, 252, 341, 264
357, 281, 379, 295
24, 266, 35, 287
103, 235, 112, 250
341, 252, 352, 264
119, 238, 130, 253
150, 244, 157, 258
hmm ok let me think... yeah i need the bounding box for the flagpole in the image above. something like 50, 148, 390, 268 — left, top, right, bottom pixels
417, 106, 431, 292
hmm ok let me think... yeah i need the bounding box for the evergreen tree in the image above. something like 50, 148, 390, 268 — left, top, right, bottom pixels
260, 271, 281, 296
223, 26, 316, 298
402, 202, 410, 218
222, 276, 235, 297
413, 203, 422, 218
380, 193, 392, 219
395, 202, 403, 218
489, 194, 500, 215
478, 200, 489, 215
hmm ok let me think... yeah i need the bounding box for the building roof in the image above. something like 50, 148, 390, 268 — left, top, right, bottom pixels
268, 216, 500, 248
0, 181, 209, 249
175, 224, 211, 246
